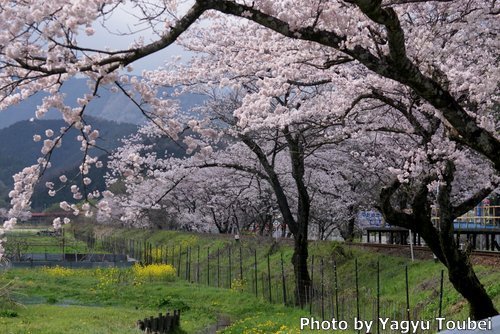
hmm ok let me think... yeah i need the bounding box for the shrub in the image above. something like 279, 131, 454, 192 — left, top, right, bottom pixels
156, 296, 190, 311
0, 310, 18, 318
132, 264, 176, 283
46, 297, 58, 304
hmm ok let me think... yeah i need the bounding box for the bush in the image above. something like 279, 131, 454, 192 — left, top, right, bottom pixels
0, 310, 18, 318
132, 264, 176, 283
156, 296, 190, 311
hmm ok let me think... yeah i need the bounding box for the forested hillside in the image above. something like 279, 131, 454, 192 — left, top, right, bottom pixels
0, 117, 137, 210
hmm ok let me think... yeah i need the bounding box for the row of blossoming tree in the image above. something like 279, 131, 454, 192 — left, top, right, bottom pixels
0, 0, 498, 319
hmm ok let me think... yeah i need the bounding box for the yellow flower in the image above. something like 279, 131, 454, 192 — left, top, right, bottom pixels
132, 263, 176, 283
41, 266, 73, 277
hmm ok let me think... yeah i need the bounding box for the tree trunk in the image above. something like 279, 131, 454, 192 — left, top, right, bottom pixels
280, 223, 287, 238
341, 216, 356, 242
446, 250, 498, 319
292, 229, 311, 307
240, 132, 313, 307
435, 162, 499, 319
379, 177, 498, 320
418, 222, 498, 319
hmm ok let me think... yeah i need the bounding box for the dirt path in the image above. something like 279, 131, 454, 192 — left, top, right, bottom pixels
197, 315, 231, 334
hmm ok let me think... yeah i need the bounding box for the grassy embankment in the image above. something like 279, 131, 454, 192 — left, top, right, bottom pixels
0, 225, 498, 333
4, 227, 92, 255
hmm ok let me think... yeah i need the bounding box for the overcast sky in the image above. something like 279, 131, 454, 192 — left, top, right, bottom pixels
81, 1, 195, 74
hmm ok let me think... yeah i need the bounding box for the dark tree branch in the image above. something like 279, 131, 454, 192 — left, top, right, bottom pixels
200, 0, 500, 171
377, 178, 413, 229
453, 185, 497, 217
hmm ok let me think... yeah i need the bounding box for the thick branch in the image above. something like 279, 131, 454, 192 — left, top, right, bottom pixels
14, 1, 208, 75
9, 0, 500, 172
201, 0, 500, 171
238, 133, 299, 234
437, 160, 456, 238
377, 179, 413, 229
453, 186, 496, 218
287, 78, 332, 87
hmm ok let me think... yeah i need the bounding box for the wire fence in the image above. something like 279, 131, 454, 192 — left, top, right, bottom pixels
92, 235, 458, 333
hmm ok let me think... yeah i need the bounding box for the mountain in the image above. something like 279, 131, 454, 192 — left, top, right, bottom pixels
0, 117, 138, 209
0, 116, 192, 210
0, 77, 206, 128
30, 134, 189, 211
0, 77, 206, 210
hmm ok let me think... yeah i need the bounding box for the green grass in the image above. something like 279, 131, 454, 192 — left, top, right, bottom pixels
0, 267, 335, 334
1, 227, 499, 333
82, 225, 499, 320
0, 305, 145, 334
4, 226, 104, 255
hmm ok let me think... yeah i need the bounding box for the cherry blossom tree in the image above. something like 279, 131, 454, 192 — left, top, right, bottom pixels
0, 0, 496, 165
106, 144, 274, 234
373, 123, 499, 317
1, 0, 497, 225
106, 90, 353, 304
350, 89, 500, 318
0, 0, 498, 318
306, 147, 380, 241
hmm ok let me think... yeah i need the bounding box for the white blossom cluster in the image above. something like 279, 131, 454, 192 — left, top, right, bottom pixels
0, 0, 498, 257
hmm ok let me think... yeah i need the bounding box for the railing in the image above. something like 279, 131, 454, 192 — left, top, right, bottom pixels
137, 310, 180, 334
432, 205, 500, 227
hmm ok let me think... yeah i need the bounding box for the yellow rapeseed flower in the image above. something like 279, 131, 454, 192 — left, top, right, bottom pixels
132, 263, 176, 283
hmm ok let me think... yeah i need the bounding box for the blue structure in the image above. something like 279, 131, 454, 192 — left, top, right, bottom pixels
358, 210, 384, 227
362, 201, 500, 251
